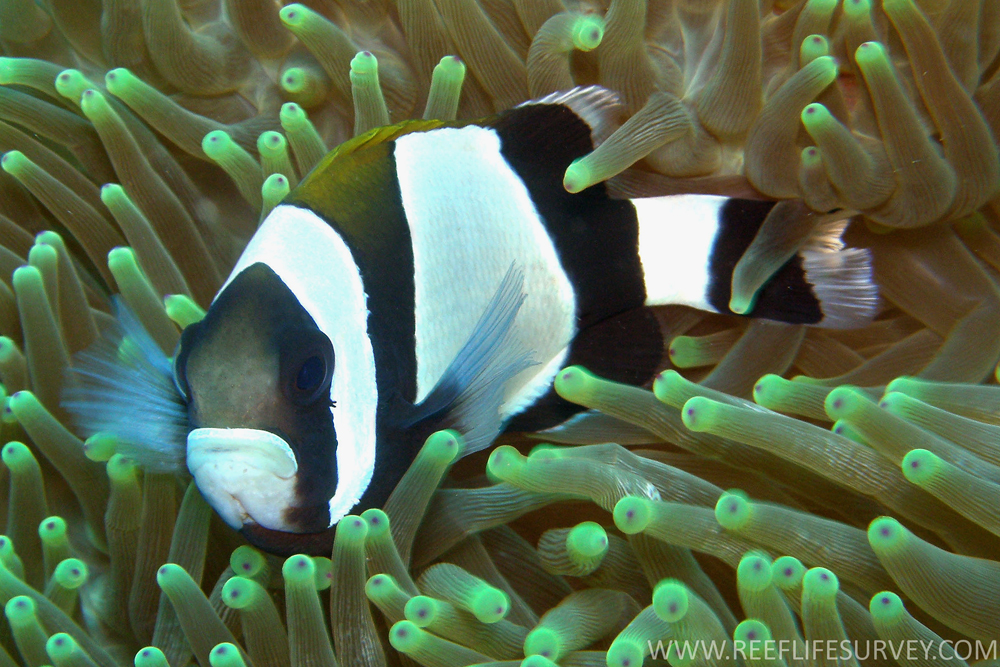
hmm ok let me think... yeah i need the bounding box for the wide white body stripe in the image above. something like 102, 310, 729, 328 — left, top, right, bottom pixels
633, 194, 726, 312
394, 125, 576, 417
220, 205, 377, 527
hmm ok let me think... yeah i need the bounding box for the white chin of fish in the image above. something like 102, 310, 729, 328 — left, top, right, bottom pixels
187, 427, 300, 532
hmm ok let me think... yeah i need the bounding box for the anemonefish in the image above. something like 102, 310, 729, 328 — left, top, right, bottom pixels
66, 87, 878, 555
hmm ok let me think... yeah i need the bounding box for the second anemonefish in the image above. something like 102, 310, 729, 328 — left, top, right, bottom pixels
66, 87, 878, 555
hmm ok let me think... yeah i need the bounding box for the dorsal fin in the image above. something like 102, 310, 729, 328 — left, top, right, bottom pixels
301, 118, 446, 184
516, 86, 623, 149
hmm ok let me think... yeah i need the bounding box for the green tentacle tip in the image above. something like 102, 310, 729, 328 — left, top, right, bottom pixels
209, 643, 246, 667
667, 336, 697, 367
107, 246, 138, 272
868, 516, 907, 552
843, 0, 872, 16
336, 514, 368, 542
280, 102, 308, 129
404, 595, 440, 628
0, 150, 29, 175
831, 419, 865, 443
106, 454, 137, 483
571, 15, 604, 51
230, 545, 266, 578
823, 385, 864, 420
4, 595, 35, 625
262, 172, 290, 200
100, 183, 128, 207
282, 554, 315, 583
800, 102, 833, 131
728, 294, 753, 315
681, 396, 717, 432
566, 521, 609, 560
553, 364, 597, 400
39, 515, 67, 542
2, 441, 34, 468
104, 67, 137, 94
869, 591, 905, 622
652, 580, 689, 623
202, 130, 238, 160
8, 389, 38, 415
752, 374, 783, 405
221, 576, 255, 610
79, 88, 112, 117
365, 573, 398, 601
278, 4, 310, 27
470, 584, 509, 624
156, 563, 188, 589
733, 619, 773, 655
360, 508, 389, 537
854, 41, 888, 67
55, 69, 93, 101
312, 557, 332, 591
84, 433, 118, 462
53, 558, 88, 589
164, 294, 206, 328
487, 444, 527, 479
281, 68, 309, 94
613, 496, 652, 534
901, 449, 939, 485
351, 51, 378, 76
802, 567, 839, 599
389, 620, 426, 653
801, 146, 822, 168
563, 158, 592, 194
715, 492, 752, 530
257, 131, 287, 155
772, 556, 805, 589
46, 633, 83, 663
135, 647, 169, 667
652, 369, 685, 405
434, 55, 465, 80
800, 34, 830, 64
737, 552, 773, 591
523, 655, 559, 667
424, 429, 463, 463
606, 639, 644, 667
0, 58, 13, 84
524, 626, 561, 659
0, 535, 16, 560
884, 376, 917, 395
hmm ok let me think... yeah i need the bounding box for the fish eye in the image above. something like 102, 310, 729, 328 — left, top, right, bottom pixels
295, 355, 325, 392
282, 332, 334, 406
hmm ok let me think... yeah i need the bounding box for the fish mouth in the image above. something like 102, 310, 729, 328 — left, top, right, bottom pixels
187, 427, 300, 532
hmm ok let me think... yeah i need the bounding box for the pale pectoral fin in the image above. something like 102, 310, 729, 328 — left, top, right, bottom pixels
405, 263, 536, 456
63, 297, 189, 473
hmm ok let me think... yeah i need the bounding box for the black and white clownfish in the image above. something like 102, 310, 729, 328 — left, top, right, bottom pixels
65, 87, 878, 556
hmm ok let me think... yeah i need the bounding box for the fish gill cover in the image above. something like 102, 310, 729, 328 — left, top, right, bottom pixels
0, 0, 996, 666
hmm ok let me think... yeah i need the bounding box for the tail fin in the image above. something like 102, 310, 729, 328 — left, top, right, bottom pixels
737, 216, 879, 329
634, 196, 878, 329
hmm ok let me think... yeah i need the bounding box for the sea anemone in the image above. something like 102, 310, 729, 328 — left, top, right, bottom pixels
0, 0, 997, 666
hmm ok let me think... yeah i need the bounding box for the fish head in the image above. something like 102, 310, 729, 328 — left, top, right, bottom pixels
176, 262, 340, 536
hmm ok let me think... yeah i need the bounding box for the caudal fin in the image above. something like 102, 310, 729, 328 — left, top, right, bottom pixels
635, 196, 878, 329
735, 216, 879, 329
